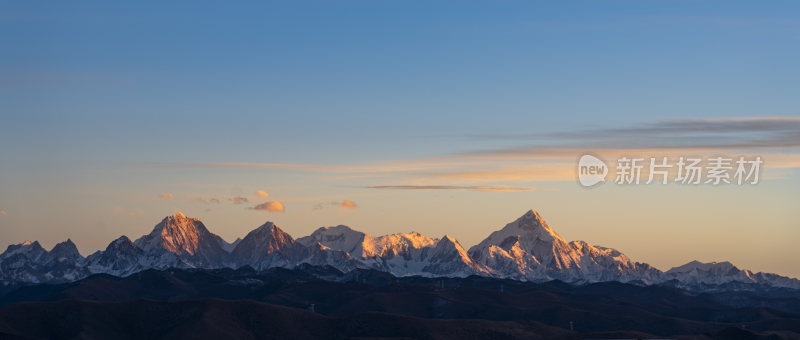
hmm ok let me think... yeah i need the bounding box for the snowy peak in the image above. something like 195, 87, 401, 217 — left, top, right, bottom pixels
1, 240, 46, 261
107, 236, 135, 251
658, 260, 793, 288
296, 225, 366, 254
470, 210, 566, 254
667, 260, 738, 274
131, 213, 229, 268
509, 209, 562, 242
239, 221, 295, 251
299, 226, 438, 259
230, 221, 299, 269
469, 210, 570, 256
361, 232, 437, 258
135, 213, 206, 255
431, 235, 474, 264
469, 209, 647, 281
49, 239, 83, 260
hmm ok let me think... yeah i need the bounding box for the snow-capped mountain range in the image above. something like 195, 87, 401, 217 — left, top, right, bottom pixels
2, 210, 798, 291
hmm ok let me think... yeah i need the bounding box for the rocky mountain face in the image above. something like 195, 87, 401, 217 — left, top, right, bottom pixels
230, 221, 301, 270
133, 212, 230, 268
2, 210, 798, 292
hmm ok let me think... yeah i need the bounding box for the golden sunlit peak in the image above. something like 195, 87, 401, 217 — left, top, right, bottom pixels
171, 211, 196, 221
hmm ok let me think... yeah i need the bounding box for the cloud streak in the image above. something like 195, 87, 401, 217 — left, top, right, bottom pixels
163, 116, 800, 186
365, 185, 554, 192
196, 197, 220, 204
466, 116, 800, 150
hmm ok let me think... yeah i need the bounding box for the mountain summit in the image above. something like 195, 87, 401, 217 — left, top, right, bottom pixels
469, 210, 660, 283
230, 221, 299, 269
133, 212, 229, 267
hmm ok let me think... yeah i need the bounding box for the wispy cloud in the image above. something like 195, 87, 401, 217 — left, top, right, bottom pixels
311, 200, 360, 210
467, 116, 800, 150
229, 196, 249, 205
0, 210, 6, 215
196, 197, 220, 204
158, 193, 174, 200
176, 162, 450, 174
250, 201, 285, 212
255, 190, 270, 198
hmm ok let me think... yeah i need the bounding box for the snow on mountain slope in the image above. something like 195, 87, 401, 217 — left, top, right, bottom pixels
0, 240, 91, 283
0, 241, 51, 283
469, 210, 657, 283
297, 225, 366, 254
219, 237, 241, 252
0, 241, 47, 264
86, 236, 187, 277
43, 239, 83, 264
297, 242, 360, 272
664, 260, 800, 289
417, 235, 490, 277
298, 226, 438, 259
299, 226, 486, 277
469, 210, 581, 280
230, 222, 299, 270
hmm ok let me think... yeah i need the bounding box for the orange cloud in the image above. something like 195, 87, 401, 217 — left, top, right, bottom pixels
251, 201, 285, 212
255, 190, 270, 198
340, 200, 357, 208
158, 193, 174, 199
0, 210, 6, 215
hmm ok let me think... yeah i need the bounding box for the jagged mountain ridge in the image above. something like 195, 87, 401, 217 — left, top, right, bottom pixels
1, 210, 798, 292
296, 226, 486, 277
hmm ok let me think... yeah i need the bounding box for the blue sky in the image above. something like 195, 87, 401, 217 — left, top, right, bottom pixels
1, 1, 799, 276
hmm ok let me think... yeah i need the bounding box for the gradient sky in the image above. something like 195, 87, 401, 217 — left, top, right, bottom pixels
1, 1, 799, 277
